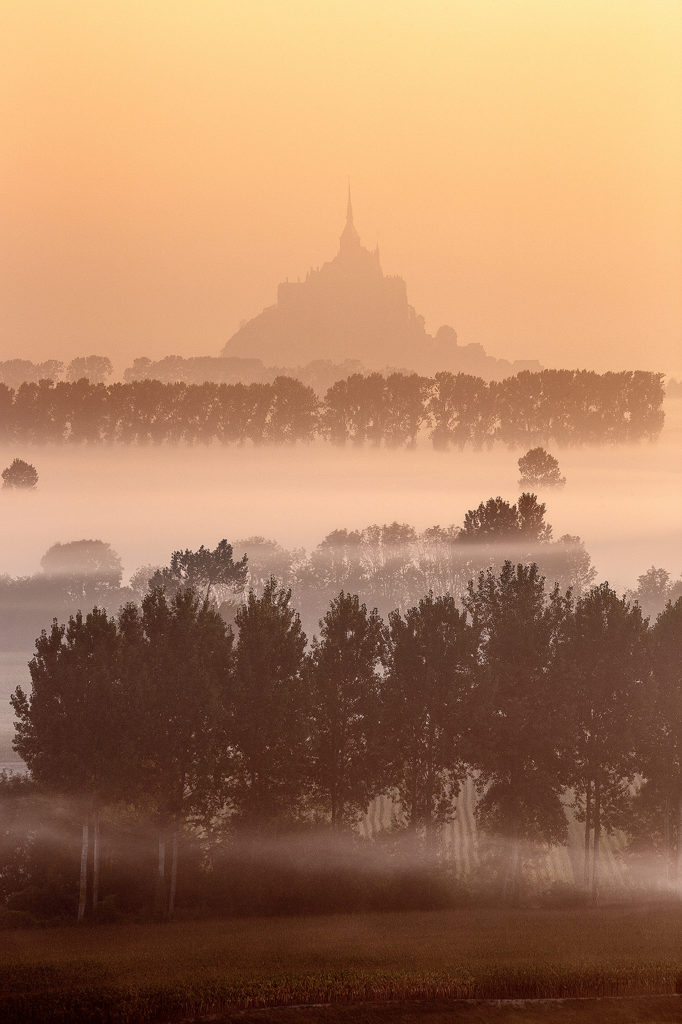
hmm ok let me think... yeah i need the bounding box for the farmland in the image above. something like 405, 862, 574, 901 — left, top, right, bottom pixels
2, 906, 682, 1023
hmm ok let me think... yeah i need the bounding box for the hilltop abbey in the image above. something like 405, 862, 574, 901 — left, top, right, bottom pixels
222, 192, 539, 378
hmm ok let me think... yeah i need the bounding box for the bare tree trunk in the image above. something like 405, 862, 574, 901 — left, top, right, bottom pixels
91, 809, 101, 914
155, 830, 167, 916
410, 764, 419, 836
168, 829, 178, 919
663, 792, 671, 890
78, 821, 89, 922
677, 789, 682, 898
591, 781, 601, 904
583, 780, 592, 889
509, 834, 521, 904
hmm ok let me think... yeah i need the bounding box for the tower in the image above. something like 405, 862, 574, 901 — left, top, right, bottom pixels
339, 184, 361, 253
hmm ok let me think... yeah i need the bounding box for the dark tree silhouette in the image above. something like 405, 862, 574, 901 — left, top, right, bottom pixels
464, 561, 572, 900
383, 593, 478, 844
228, 580, 307, 828
150, 540, 248, 604
459, 494, 553, 545
128, 588, 232, 917
563, 583, 649, 902
2, 458, 38, 489
306, 592, 386, 828
11, 608, 129, 920
518, 447, 566, 489
639, 599, 682, 890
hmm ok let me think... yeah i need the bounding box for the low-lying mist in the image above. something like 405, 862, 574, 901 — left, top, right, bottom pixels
1, 403, 681, 596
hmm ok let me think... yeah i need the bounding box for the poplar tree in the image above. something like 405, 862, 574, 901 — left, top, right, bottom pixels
564, 583, 649, 902
131, 587, 232, 917
463, 561, 572, 900
638, 598, 682, 890
383, 593, 477, 845
228, 579, 307, 828
11, 608, 128, 921
307, 592, 386, 828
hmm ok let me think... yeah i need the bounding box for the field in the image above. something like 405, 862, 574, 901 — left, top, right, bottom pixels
2, 906, 682, 1023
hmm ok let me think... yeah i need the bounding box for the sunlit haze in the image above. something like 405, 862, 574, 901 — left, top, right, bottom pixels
1, 0, 680, 373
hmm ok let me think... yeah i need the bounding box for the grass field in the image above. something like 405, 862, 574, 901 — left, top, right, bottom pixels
2, 906, 681, 1023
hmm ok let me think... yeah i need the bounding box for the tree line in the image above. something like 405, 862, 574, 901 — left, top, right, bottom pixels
0, 496, 601, 651
0, 369, 664, 447
3, 497, 680, 655
5, 562, 681, 920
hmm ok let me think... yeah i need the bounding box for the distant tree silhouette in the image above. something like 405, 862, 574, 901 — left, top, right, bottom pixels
626, 566, 682, 621
0, 359, 63, 388
459, 494, 552, 545
518, 447, 566, 489
40, 540, 123, 604
0, 369, 666, 446
2, 458, 38, 489
150, 540, 248, 604
65, 355, 113, 384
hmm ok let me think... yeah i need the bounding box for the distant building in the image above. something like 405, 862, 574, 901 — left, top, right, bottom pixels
222, 191, 541, 379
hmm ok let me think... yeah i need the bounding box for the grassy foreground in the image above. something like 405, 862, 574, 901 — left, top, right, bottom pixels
1, 906, 681, 1023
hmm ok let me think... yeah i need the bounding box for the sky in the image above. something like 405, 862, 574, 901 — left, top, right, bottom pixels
1, 0, 680, 374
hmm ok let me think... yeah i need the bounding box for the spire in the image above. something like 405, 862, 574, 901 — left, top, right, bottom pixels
340, 182, 360, 252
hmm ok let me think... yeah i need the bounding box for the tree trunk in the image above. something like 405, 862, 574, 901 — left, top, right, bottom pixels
677, 788, 682, 898
509, 833, 521, 904
91, 809, 101, 914
410, 763, 419, 835
78, 821, 89, 922
155, 830, 167, 917
663, 791, 671, 890
168, 829, 179, 918
591, 781, 601, 904
583, 780, 592, 889
504, 811, 521, 904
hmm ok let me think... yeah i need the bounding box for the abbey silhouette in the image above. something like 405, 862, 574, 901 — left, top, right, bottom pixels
222, 190, 540, 378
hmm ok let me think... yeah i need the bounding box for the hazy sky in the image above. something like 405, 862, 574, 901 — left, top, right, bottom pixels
1, 1, 680, 374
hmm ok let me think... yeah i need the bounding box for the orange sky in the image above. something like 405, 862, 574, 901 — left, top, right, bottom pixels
1, 0, 680, 374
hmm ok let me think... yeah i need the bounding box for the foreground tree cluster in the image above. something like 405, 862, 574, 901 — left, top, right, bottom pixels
5, 565, 681, 920
0, 369, 664, 447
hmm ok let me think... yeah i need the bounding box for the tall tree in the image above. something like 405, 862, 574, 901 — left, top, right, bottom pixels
228, 579, 307, 829
463, 561, 572, 900
383, 593, 478, 845
11, 607, 129, 920
639, 599, 682, 890
563, 583, 649, 902
306, 592, 386, 828
131, 587, 232, 917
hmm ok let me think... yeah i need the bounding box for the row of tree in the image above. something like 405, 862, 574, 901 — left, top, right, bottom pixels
0, 370, 664, 447
8, 567, 682, 918
0, 496, 600, 650
0, 356, 113, 389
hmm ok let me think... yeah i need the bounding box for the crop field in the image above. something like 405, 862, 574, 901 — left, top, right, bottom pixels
2, 906, 682, 1023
